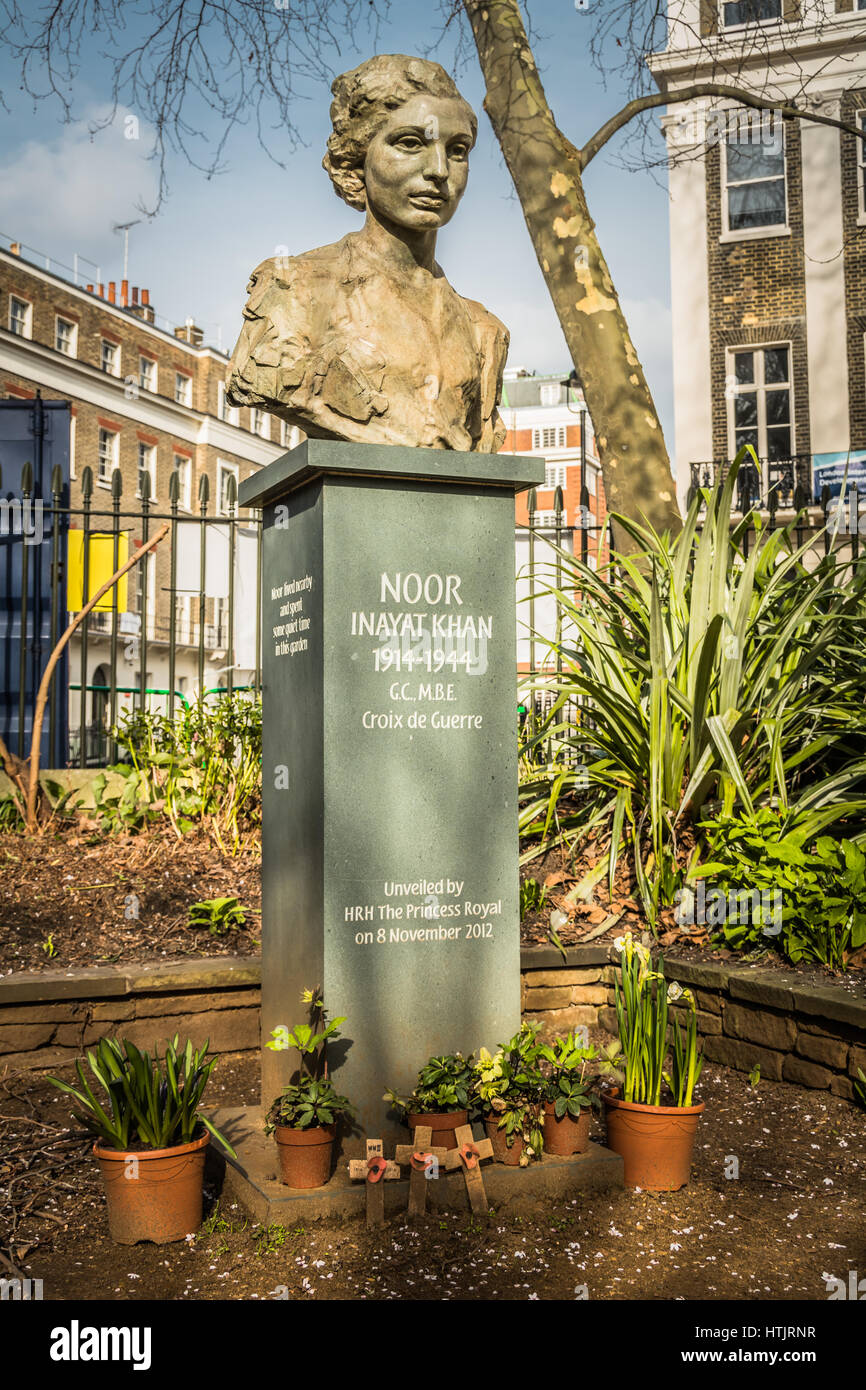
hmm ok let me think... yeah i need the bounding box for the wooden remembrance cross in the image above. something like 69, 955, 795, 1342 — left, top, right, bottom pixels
395, 1125, 448, 1219
348, 1139, 400, 1228
445, 1124, 494, 1214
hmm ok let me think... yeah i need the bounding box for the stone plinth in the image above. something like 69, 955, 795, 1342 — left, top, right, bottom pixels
240, 441, 544, 1146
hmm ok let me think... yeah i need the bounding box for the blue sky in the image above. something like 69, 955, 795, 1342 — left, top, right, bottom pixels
0, 1, 675, 443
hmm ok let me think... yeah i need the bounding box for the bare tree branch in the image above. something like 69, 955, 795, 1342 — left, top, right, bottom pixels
0, 0, 394, 213
580, 82, 866, 171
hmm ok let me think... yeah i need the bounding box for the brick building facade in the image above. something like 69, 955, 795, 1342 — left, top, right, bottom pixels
500, 369, 608, 673
0, 242, 287, 748
650, 0, 866, 507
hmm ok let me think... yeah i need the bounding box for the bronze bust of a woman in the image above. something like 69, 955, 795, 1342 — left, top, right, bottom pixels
226, 54, 509, 453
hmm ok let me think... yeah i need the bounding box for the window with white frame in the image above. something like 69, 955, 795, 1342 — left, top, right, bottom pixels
218, 460, 239, 514
101, 339, 119, 375
139, 356, 156, 392
9, 296, 32, 338
544, 462, 568, 489
724, 123, 786, 232
132, 554, 157, 637
728, 345, 793, 461
859, 112, 866, 219
174, 593, 191, 644
532, 425, 567, 451
172, 454, 192, 510
97, 428, 119, 485
721, 0, 781, 27
137, 442, 157, 499
175, 372, 192, 407
280, 420, 302, 449
55, 316, 77, 356
218, 380, 239, 425
539, 383, 562, 407
215, 597, 229, 646
250, 407, 270, 440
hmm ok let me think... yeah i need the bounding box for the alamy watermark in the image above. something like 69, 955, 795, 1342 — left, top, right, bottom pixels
0, 496, 43, 546
674, 882, 782, 936
1, 1277, 43, 1300
669, 108, 783, 151
825, 494, 866, 537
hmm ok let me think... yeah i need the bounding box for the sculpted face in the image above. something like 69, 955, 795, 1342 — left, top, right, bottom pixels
362, 94, 474, 232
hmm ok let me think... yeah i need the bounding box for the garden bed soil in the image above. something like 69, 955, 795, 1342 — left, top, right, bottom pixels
0, 827, 261, 974
1, 827, 862, 991
1, 1051, 863, 1301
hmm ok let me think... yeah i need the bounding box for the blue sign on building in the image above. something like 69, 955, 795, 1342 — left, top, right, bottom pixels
0, 397, 70, 768
812, 450, 866, 502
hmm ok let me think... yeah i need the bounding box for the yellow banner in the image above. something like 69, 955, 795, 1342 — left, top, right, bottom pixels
67, 531, 129, 612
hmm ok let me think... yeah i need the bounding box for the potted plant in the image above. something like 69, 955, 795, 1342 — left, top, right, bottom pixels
537, 1033, 624, 1156
602, 933, 705, 1190
48, 1035, 236, 1245
264, 989, 354, 1189
384, 1052, 474, 1150
472, 1022, 546, 1166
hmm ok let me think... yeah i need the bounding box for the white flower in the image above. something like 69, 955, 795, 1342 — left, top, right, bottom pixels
667, 981, 684, 1002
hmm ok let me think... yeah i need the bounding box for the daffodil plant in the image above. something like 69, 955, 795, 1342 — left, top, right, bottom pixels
612, 932, 704, 1108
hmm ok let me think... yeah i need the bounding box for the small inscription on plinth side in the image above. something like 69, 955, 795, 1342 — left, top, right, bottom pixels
269, 573, 314, 658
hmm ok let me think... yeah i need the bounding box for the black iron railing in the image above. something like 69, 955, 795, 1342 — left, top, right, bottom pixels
688, 456, 813, 513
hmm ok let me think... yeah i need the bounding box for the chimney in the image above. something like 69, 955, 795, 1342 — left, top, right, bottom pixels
86, 284, 94, 294
121, 279, 129, 307
97, 283, 104, 298
107, 281, 116, 304
129, 287, 154, 323
9, 242, 20, 256
174, 317, 204, 347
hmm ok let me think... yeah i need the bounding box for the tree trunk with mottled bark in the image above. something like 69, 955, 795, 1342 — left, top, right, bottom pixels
463, 0, 682, 545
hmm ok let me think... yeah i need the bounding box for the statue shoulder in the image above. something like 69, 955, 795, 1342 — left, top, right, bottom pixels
455, 295, 510, 454
243, 238, 351, 299
460, 296, 509, 354
227, 238, 356, 411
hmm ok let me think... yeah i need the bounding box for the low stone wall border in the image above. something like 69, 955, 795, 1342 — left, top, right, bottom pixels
0, 950, 863, 1101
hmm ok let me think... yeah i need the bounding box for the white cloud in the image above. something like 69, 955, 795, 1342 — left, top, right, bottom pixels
0, 105, 158, 271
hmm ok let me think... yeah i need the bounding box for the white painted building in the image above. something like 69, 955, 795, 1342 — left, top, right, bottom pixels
650, 0, 866, 510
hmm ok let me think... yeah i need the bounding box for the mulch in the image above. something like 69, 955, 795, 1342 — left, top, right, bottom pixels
0, 1053, 863, 1302
0, 826, 261, 974
1, 825, 862, 989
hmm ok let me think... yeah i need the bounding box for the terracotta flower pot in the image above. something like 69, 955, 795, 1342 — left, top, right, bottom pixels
484, 1114, 525, 1166
407, 1110, 468, 1151
94, 1131, 210, 1245
542, 1101, 591, 1156
603, 1090, 704, 1191
274, 1123, 336, 1189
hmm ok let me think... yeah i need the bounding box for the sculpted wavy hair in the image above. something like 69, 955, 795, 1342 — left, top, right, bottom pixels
323, 53, 477, 212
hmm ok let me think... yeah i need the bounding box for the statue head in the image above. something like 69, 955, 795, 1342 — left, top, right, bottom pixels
323, 54, 477, 232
